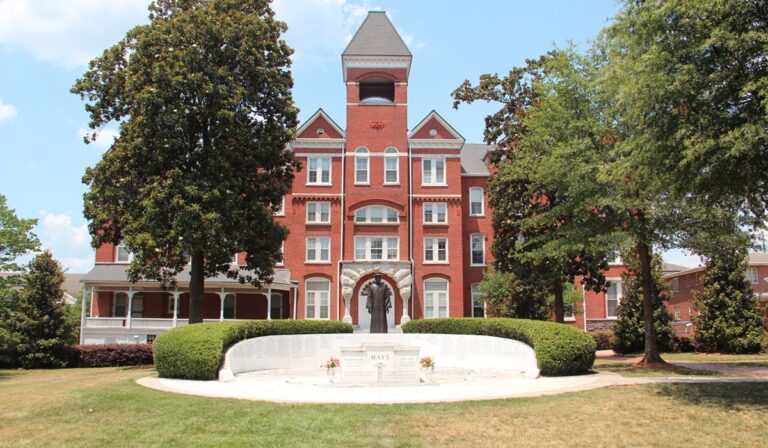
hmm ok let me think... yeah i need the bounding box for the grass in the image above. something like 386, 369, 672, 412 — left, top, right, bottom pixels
594, 352, 768, 376
593, 359, 725, 377
1, 368, 768, 447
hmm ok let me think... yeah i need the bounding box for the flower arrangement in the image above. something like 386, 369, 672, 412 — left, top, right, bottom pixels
420, 356, 435, 369
323, 356, 341, 371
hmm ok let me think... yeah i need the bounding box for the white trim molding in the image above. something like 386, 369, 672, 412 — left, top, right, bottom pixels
409, 139, 464, 150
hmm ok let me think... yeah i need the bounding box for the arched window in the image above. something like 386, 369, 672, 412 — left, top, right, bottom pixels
384, 147, 399, 184
354, 205, 399, 224
471, 284, 485, 318
359, 78, 395, 103
469, 187, 484, 216
305, 278, 330, 319
270, 292, 283, 319
113, 292, 128, 317
355, 147, 369, 184
223, 294, 236, 319
424, 278, 449, 318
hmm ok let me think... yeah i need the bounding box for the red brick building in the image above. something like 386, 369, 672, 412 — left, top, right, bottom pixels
80, 12, 495, 344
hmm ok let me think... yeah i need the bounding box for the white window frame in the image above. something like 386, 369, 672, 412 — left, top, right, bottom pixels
305, 236, 331, 263
745, 267, 758, 284
384, 147, 399, 185
674, 306, 681, 321
130, 292, 144, 319
354, 236, 399, 261
422, 157, 446, 186
113, 292, 128, 317
424, 278, 449, 319
115, 242, 133, 263
471, 283, 485, 318
354, 147, 370, 185
306, 201, 331, 224
276, 242, 285, 266
470, 233, 486, 266
305, 278, 330, 320
671, 278, 679, 292
354, 206, 399, 224
605, 280, 623, 319
424, 237, 448, 264
167, 295, 175, 314
307, 156, 332, 186
273, 196, 285, 216
607, 251, 622, 265
469, 187, 484, 216
423, 202, 447, 225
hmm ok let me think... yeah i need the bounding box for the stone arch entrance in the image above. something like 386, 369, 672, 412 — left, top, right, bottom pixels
340, 261, 413, 326
356, 278, 396, 330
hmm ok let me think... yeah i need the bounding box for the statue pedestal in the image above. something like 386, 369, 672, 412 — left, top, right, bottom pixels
339, 342, 420, 384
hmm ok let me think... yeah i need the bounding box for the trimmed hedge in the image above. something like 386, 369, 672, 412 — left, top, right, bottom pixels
402, 318, 596, 376
153, 320, 353, 380
76, 344, 154, 367
590, 332, 615, 351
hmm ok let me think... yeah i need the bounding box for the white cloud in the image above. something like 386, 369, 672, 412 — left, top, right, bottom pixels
0, 0, 149, 69
38, 212, 94, 273
77, 127, 119, 149
0, 98, 17, 123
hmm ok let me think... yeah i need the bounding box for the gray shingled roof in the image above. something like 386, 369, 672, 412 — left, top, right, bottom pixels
342, 11, 412, 56
662, 262, 689, 275
81, 264, 294, 289
460, 143, 492, 176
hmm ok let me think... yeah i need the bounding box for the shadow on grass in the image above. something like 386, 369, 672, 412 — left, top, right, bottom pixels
653, 382, 768, 409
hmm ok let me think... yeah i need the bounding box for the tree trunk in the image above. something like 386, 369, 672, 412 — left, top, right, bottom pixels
636, 239, 665, 365
188, 252, 205, 324
553, 280, 564, 323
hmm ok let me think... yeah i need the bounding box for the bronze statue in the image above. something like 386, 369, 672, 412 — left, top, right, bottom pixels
362, 274, 391, 333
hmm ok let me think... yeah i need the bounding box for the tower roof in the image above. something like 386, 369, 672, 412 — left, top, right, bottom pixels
342, 11, 412, 57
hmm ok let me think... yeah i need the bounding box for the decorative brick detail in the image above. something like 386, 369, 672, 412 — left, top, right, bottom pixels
586, 319, 615, 333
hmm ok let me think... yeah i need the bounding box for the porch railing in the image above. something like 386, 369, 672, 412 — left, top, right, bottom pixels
85, 317, 251, 330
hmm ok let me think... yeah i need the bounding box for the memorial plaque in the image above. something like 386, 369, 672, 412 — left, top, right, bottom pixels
340, 342, 420, 384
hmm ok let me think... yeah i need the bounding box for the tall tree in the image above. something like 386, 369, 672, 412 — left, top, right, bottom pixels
0, 194, 39, 323
692, 234, 764, 353
478, 269, 550, 320
72, 0, 299, 323
11, 252, 71, 368
453, 53, 612, 323
612, 249, 673, 354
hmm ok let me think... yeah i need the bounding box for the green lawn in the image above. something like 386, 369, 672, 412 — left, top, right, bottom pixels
594, 352, 768, 376
1, 368, 767, 447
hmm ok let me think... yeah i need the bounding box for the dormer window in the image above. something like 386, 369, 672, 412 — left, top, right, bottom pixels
359, 78, 394, 104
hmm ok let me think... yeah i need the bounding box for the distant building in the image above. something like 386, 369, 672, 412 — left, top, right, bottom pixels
0, 272, 82, 304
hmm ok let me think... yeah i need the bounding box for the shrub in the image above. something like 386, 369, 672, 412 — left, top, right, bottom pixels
76, 344, 154, 367
153, 320, 353, 380
591, 332, 614, 351
668, 335, 695, 353
401, 318, 596, 376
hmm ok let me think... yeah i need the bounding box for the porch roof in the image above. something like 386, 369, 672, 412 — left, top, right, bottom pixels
81, 263, 294, 291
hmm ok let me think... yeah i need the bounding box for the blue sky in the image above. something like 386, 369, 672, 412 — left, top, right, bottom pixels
0, 0, 702, 272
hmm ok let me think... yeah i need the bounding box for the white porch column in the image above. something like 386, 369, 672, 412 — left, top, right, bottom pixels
172, 290, 180, 327
267, 287, 272, 320
89, 287, 95, 317
293, 286, 298, 320
79, 285, 88, 345
218, 288, 226, 321
126, 288, 135, 329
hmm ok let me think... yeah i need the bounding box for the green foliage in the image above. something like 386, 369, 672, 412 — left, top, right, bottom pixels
154, 320, 353, 380
612, 251, 673, 354
0, 194, 40, 325
693, 246, 764, 353
402, 318, 596, 376
10, 252, 72, 368
478, 269, 549, 320
0, 326, 16, 367
590, 332, 614, 351
71, 0, 299, 323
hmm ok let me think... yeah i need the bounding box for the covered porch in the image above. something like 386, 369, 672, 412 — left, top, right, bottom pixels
79, 264, 298, 344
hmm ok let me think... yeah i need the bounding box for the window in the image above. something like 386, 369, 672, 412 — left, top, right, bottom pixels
131, 292, 144, 319
276, 242, 285, 266
115, 242, 132, 263
270, 293, 283, 319
423, 202, 447, 224
424, 237, 448, 263
674, 306, 681, 321
746, 267, 758, 284
384, 147, 399, 184
424, 279, 449, 318
355, 147, 369, 184
223, 294, 236, 319
469, 187, 484, 216
113, 292, 128, 317
232, 253, 239, 264
422, 158, 446, 185
167, 296, 176, 314
305, 237, 330, 262
564, 305, 576, 321
471, 284, 485, 318
359, 81, 395, 103
307, 157, 331, 185
354, 206, 399, 224
306, 278, 330, 319
273, 196, 285, 216
354, 236, 399, 261
471, 234, 485, 266
306, 201, 331, 223
606, 281, 623, 318
146, 334, 157, 344
671, 278, 679, 292
607, 251, 622, 265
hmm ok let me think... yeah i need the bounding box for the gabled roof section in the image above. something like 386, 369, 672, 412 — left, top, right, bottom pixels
409, 110, 465, 141
343, 11, 412, 57
296, 109, 345, 139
